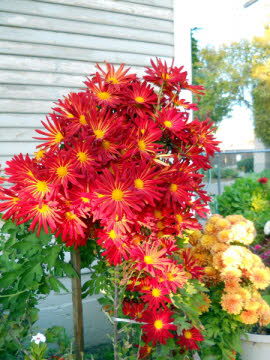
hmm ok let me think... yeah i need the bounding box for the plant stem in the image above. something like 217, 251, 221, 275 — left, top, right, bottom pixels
114, 266, 119, 360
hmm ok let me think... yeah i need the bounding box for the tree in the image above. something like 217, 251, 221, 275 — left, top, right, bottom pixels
252, 25, 270, 146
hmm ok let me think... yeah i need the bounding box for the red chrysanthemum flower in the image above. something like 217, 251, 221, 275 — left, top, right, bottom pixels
18, 200, 60, 235
55, 209, 87, 244
5, 154, 36, 185
139, 343, 153, 359
161, 263, 188, 293
132, 162, 163, 206
22, 176, 52, 201
93, 167, 142, 220
70, 141, 97, 175
0, 188, 22, 222
156, 108, 185, 135
176, 327, 204, 350
144, 58, 188, 91
124, 81, 157, 117
141, 282, 171, 310
88, 109, 120, 142
48, 155, 82, 195
181, 249, 204, 280
34, 114, 64, 150
141, 310, 177, 345
130, 241, 172, 276
95, 62, 137, 87
85, 73, 120, 107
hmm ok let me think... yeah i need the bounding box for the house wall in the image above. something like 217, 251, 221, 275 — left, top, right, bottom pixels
0, 0, 174, 167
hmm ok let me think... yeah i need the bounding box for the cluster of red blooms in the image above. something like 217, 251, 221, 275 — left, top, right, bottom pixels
0, 58, 219, 355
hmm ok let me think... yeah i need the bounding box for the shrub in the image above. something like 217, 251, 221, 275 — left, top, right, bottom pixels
237, 157, 254, 173
217, 176, 270, 243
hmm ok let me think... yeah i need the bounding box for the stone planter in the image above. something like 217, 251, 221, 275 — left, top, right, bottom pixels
241, 333, 270, 360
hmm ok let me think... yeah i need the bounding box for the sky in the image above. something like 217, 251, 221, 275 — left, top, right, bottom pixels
186, 0, 270, 149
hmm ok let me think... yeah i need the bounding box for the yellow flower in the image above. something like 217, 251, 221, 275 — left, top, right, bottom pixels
198, 293, 211, 313
226, 214, 245, 224
188, 229, 202, 246
245, 299, 261, 312
249, 267, 270, 290
211, 243, 230, 254
221, 292, 243, 315
224, 279, 241, 293
212, 252, 224, 270
200, 234, 216, 249
204, 222, 216, 235
222, 247, 242, 268
251, 194, 268, 212
217, 229, 231, 244
240, 310, 259, 325
215, 218, 231, 231
208, 214, 223, 225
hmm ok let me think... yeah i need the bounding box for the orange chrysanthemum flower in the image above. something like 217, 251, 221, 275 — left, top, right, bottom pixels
221, 293, 243, 315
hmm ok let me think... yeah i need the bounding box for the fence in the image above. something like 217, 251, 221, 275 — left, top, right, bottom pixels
203, 149, 270, 212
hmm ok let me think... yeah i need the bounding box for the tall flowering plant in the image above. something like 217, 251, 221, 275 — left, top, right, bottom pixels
0, 59, 220, 358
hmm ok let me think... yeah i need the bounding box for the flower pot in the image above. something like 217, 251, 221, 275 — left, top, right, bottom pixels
241, 333, 270, 360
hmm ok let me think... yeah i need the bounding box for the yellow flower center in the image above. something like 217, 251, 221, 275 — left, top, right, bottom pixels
55, 132, 63, 143
36, 204, 49, 214
77, 151, 88, 163
65, 212, 76, 220
97, 91, 110, 100
152, 288, 161, 297
170, 183, 178, 192
12, 197, 20, 204
109, 230, 117, 239
184, 331, 192, 339
164, 120, 172, 128
36, 180, 48, 193
81, 197, 89, 203
154, 320, 163, 330
57, 166, 68, 178
134, 178, 144, 189
102, 140, 110, 150
135, 96, 145, 103
176, 214, 182, 223
112, 189, 124, 201
162, 73, 171, 80
144, 255, 153, 264
107, 76, 119, 84
156, 221, 164, 230
167, 272, 174, 281
138, 140, 146, 151
94, 129, 105, 139
35, 150, 45, 160
147, 346, 152, 354
79, 114, 87, 125
154, 209, 162, 219
67, 113, 74, 118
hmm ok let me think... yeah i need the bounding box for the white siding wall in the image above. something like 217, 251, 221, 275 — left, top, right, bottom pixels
0, 0, 174, 167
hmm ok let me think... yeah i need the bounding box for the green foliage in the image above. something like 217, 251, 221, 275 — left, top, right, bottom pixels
211, 167, 239, 179
253, 81, 270, 146
0, 219, 76, 358
217, 176, 270, 243
237, 157, 254, 173
200, 286, 248, 360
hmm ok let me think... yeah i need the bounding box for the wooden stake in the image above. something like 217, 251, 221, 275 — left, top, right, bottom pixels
114, 266, 119, 360
71, 248, 84, 360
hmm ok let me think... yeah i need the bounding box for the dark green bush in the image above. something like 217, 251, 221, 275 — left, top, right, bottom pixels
237, 157, 254, 173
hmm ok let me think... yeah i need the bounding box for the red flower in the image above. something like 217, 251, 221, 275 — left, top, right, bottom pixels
141, 282, 171, 310
88, 109, 120, 142
181, 249, 204, 279
141, 310, 177, 345
156, 108, 185, 135
144, 58, 188, 91
95, 62, 137, 87
161, 263, 188, 293
130, 241, 172, 276
138, 343, 152, 359
5, 154, 36, 185
176, 327, 204, 350
34, 114, 64, 150
55, 209, 87, 244
258, 177, 268, 184
85, 73, 119, 107
0, 188, 22, 222
124, 81, 157, 117
93, 167, 142, 220
18, 200, 60, 235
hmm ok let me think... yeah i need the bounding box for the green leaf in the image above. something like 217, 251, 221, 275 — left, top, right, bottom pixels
61, 262, 78, 278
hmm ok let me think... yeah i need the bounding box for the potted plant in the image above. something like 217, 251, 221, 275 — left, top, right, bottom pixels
187, 214, 270, 360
